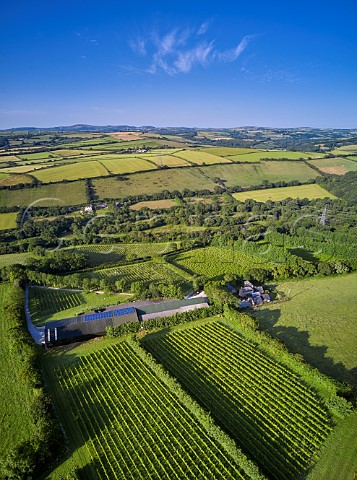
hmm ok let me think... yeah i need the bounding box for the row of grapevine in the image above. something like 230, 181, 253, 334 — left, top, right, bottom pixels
55, 341, 258, 479
91, 260, 186, 286
173, 246, 272, 279
29, 287, 84, 323
142, 321, 332, 480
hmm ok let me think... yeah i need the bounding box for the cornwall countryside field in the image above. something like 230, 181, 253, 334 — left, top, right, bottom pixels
232, 184, 336, 202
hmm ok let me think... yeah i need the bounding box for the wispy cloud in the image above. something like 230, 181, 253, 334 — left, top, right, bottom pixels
129, 23, 254, 76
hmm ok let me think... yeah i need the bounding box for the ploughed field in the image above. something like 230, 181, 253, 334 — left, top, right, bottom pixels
142, 321, 332, 480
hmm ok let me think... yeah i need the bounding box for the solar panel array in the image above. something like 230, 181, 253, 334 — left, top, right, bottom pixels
84, 306, 135, 322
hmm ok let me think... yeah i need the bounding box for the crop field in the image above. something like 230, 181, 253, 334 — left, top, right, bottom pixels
199, 147, 260, 156
0, 172, 32, 186
1, 163, 48, 173
90, 260, 187, 286
33, 160, 109, 182
173, 150, 232, 164
142, 321, 331, 479
254, 273, 357, 391
139, 154, 190, 167
29, 287, 132, 326
0, 212, 18, 230
44, 340, 255, 480
331, 145, 357, 154
100, 156, 155, 174
93, 168, 217, 199
0, 155, 20, 162
232, 184, 337, 202
70, 242, 180, 266
171, 246, 271, 280
130, 199, 178, 210
17, 151, 63, 160
346, 155, 357, 161
307, 157, 357, 175
0, 285, 37, 457
203, 161, 320, 187
0, 180, 88, 207
89, 139, 181, 150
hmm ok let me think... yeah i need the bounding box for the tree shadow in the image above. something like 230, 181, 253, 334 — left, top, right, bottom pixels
254, 308, 357, 395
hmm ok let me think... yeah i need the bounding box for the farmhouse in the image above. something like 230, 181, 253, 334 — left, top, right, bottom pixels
44, 296, 209, 347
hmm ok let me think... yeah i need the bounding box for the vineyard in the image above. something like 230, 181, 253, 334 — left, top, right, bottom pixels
54, 340, 257, 480
171, 246, 272, 280
142, 321, 332, 480
90, 260, 187, 287
71, 242, 180, 266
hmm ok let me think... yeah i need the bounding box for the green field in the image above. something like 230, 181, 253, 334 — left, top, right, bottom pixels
254, 273, 357, 390
203, 161, 320, 187
33, 161, 109, 182
0, 212, 18, 230
142, 320, 332, 479
2, 163, 48, 173
171, 246, 271, 280
331, 145, 357, 154
173, 150, 232, 164
199, 147, 260, 156
100, 156, 155, 174
139, 153, 190, 167
0, 252, 30, 267
42, 339, 257, 480
308, 157, 357, 175
232, 184, 337, 202
93, 168, 217, 199
0, 285, 37, 457
29, 287, 133, 326
0, 181, 88, 207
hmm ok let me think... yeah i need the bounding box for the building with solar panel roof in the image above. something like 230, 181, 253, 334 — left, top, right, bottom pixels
45, 306, 138, 347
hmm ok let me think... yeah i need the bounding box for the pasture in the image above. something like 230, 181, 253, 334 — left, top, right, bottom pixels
93, 168, 217, 199
254, 273, 357, 390
0, 181, 88, 207
0, 252, 30, 267
173, 150, 232, 165
203, 161, 320, 187
142, 320, 332, 479
42, 339, 256, 479
1, 164, 48, 173
308, 157, 357, 175
171, 246, 271, 280
0, 212, 18, 230
232, 184, 337, 202
33, 161, 109, 182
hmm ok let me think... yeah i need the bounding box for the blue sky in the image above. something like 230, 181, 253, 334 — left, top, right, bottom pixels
1, 0, 356, 129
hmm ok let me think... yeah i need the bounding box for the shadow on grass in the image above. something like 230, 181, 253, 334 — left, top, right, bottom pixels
254, 308, 357, 395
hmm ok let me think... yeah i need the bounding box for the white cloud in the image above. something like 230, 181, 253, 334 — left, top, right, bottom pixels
130, 24, 254, 76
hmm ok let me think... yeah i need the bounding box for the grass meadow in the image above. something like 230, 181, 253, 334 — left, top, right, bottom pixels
0, 181, 88, 207
232, 184, 336, 202
0, 212, 18, 230
173, 150, 232, 165
254, 273, 357, 391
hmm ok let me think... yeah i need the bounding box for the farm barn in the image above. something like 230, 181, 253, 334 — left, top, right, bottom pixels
45, 297, 209, 347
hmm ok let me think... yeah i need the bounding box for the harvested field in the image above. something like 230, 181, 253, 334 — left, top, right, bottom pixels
308, 157, 357, 175
232, 184, 337, 202
139, 154, 190, 167
199, 147, 258, 156
130, 199, 177, 210
0, 173, 33, 186
109, 131, 144, 141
